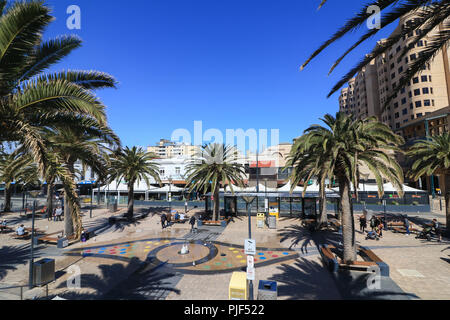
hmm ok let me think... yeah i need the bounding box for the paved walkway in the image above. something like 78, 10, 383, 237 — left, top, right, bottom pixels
1, 208, 449, 300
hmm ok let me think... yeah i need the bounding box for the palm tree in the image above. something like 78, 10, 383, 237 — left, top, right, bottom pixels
286, 134, 333, 228
108, 147, 161, 220
408, 133, 450, 231
44, 125, 120, 237
0, 150, 39, 212
293, 113, 404, 263
301, 0, 450, 104
0, 1, 118, 238
185, 144, 246, 222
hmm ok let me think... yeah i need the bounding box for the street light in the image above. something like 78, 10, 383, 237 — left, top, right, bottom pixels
28, 191, 39, 289
168, 177, 173, 214
242, 195, 256, 300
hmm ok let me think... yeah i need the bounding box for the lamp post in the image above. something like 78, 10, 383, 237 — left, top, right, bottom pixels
264, 178, 268, 216
242, 196, 256, 300
90, 182, 93, 219
28, 191, 39, 289
168, 177, 173, 214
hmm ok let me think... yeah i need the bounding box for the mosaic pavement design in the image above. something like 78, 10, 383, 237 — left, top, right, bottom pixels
65, 238, 299, 274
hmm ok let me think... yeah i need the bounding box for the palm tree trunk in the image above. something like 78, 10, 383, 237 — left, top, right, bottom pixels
64, 160, 76, 237
213, 186, 220, 222
338, 176, 357, 264
127, 183, 134, 220
317, 176, 328, 228
4, 184, 12, 212
46, 183, 54, 218
443, 174, 450, 233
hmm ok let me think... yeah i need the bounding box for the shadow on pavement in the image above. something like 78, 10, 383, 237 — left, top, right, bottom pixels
47, 257, 180, 300
269, 258, 342, 300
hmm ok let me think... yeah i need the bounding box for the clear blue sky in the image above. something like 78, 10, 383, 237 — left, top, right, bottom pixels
42, 0, 396, 150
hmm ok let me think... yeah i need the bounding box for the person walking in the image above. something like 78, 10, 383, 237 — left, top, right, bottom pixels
161, 213, 167, 229
404, 216, 411, 236
359, 215, 367, 233
370, 215, 377, 232
189, 215, 196, 232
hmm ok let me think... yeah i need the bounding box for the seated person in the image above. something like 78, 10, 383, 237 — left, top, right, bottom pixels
16, 225, 26, 236
179, 213, 185, 220
174, 213, 180, 221
1, 220, 7, 227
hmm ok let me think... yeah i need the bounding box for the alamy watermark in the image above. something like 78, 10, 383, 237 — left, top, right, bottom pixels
66, 5, 81, 30
171, 121, 281, 165
367, 5, 381, 30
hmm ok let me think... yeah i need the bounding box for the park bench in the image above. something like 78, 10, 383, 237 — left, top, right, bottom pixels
198, 217, 232, 227
35, 231, 65, 244
0, 225, 13, 233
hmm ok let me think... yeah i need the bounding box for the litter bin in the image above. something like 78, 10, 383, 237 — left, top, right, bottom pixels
257, 280, 277, 300
107, 202, 118, 213
33, 258, 55, 287
57, 237, 69, 248
267, 216, 277, 229
229, 272, 248, 300
257, 213, 265, 229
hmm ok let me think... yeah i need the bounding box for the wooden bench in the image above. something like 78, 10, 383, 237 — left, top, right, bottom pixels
0, 226, 13, 233
36, 231, 64, 244
359, 246, 390, 276
198, 218, 232, 227
319, 244, 339, 272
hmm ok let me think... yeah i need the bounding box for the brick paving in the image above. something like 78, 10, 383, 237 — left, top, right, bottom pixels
1, 207, 449, 300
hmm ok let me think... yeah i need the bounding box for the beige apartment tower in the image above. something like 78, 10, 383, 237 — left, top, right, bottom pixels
339, 12, 450, 138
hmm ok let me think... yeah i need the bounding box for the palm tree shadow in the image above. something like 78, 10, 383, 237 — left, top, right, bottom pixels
268, 258, 342, 300
0, 245, 42, 281
82, 208, 151, 235
50, 257, 180, 300
278, 224, 343, 254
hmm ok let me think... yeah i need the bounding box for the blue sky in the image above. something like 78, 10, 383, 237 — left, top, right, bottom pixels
41, 0, 396, 150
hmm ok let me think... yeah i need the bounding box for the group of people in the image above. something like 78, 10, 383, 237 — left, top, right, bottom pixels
160, 210, 197, 231
359, 211, 386, 240
47, 206, 63, 222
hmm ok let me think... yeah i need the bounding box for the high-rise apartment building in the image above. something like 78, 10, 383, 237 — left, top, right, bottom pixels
339, 12, 450, 138
147, 139, 200, 159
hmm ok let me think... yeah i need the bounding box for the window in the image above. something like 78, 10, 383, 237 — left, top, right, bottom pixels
414, 89, 421, 96
405, 57, 409, 64
394, 102, 399, 109
415, 101, 422, 108
401, 98, 407, 105
391, 73, 396, 79
413, 77, 419, 84
417, 113, 423, 118
396, 46, 401, 52
175, 167, 181, 175
410, 103, 413, 110
422, 87, 429, 94
429, 75, 432, 82
395, 112, 400, 119
417, 40, 424, 47
430, 87, 433, 94
409, 91, 412, 98
402, 108, 408, 115
421, 75, 428, 82
410, 53, 417, 60
398, 66, 403, 73
424, 99, 431, 106
401, 87, 406, 94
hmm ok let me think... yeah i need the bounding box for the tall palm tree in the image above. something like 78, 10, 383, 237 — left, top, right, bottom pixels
286, 134, 333, 228
301, 0, 450, 104
0, 150, 39, 212
294, 113, 404, 263
408, 133, 450, 231
0, 1, 118, 238
185, 144, 246, 222
108, 147, 161, 220
44, 125, 120, 237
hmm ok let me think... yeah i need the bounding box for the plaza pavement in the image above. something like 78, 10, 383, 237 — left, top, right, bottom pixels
0, 206, 449, 300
